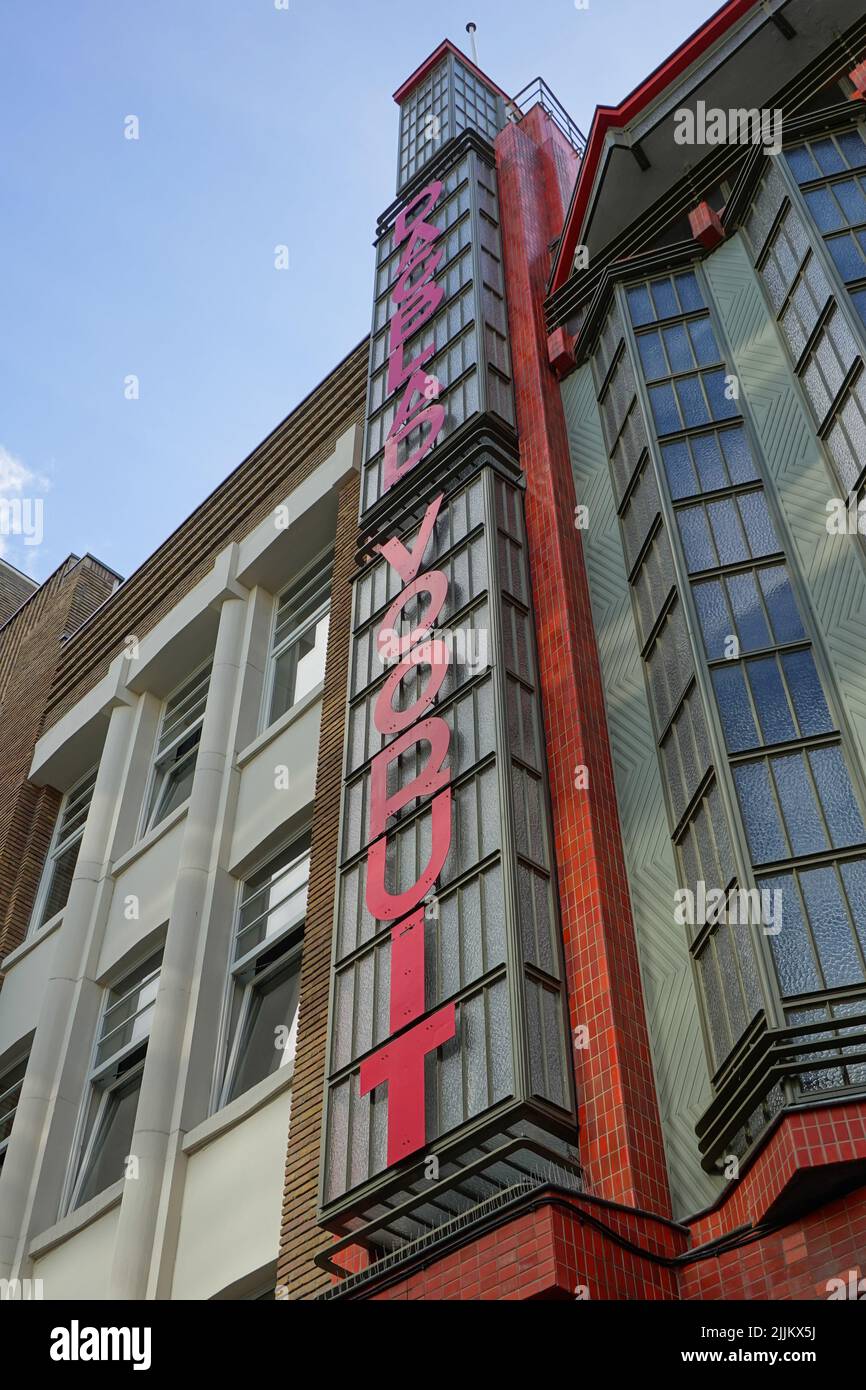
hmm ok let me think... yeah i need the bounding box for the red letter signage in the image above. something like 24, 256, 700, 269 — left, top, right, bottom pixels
382, 180, 447, 493
359, 495, 456, 1160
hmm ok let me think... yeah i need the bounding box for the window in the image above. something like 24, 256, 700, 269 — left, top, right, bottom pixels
267, 556, 331, 726
734, 746, 866, 867
625, 267, 866, 1036
761, 861, 866, 996
144, 664, 211, 832
677, 490, 780, 573
67, 953, 161, 1211
747, 152, 866, 501
786, 128, 866, 329
713, 649, 833, 753
31, 768, 96, 931
661, 425, 760, 500
0, 1053, 28, 1178
692, 563, 805, 659
220, 833, 310, 1106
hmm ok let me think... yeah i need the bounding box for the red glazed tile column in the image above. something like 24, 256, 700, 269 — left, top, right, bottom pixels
496, 104, 671, 1216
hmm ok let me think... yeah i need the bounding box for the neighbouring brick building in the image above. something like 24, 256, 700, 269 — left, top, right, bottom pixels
0, 555, 119, 973
3, 0, 866, 1304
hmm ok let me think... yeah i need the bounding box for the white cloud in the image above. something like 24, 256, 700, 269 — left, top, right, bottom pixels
0, 444, 51, 560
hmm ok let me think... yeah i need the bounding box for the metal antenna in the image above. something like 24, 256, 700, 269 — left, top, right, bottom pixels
465, 22, 478, 64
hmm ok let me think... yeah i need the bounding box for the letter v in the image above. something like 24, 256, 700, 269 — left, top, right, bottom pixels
375, 493, 443, 584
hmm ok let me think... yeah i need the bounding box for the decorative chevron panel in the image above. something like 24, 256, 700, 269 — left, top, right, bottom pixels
562, 363, 721, 1217
705, 236, 866, 779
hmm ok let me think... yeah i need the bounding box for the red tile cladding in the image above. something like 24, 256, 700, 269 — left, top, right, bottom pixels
494, 101, 671, 1217
368, 1104, 866, 1299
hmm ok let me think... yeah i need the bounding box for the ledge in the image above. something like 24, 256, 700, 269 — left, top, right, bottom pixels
110, 802, 188, 878
183, 1065, 293, 1155
30, 1178, 125, 1260
1, 910, 64, 973
236, 683, 323, 770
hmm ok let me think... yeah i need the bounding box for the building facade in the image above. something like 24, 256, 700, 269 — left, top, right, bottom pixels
3, 0, 866, 1302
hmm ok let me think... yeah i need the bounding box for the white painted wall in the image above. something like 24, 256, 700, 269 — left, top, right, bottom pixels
231, 697, 321, 870
33, 1206, 119, 1301
171, 1087, 292, 1300
97, 817, 184, 978
0, 927, 59, 1061
0, 428, 359, 1298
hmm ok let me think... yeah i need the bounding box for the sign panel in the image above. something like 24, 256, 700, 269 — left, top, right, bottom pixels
362, 141, 515, 515
322, 470, 576, 1217
319, 47, 577, 1242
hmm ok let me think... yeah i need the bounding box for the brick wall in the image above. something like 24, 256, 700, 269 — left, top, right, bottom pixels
0, 556, 118, 971
495, 106, 671, 1215
351, 1102, 866, 1300
0, 561, 37, 625
277, 468, 360, 1300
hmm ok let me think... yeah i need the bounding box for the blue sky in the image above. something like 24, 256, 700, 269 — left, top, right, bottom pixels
0, 0, 713, 581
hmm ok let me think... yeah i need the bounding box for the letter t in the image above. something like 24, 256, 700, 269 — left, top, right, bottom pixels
359, 1004, 456, 1165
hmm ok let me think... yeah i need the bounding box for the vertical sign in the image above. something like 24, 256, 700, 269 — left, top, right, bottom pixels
382, 185, 446, 494
320, 45, 578, 1242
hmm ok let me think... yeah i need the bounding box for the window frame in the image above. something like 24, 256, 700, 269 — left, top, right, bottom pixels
0, 1049, 29, 1178
28, 766, 98, 936
618, 261, 866, 1035
63, 952, 161, 1214
141, 661, 212, 837
216, 832, 311, 1111
784, 127, 866, 324
262, 549, 332, 732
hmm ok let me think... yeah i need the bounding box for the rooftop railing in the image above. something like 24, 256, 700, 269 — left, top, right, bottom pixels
510, 77, 588, 156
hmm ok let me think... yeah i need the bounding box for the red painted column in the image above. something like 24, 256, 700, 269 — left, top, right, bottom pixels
495, 105, 671, 1216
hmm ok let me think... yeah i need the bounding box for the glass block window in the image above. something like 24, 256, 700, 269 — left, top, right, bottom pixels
398, 59, 450, 188
268, 553, 331, 726
786, 128, 866, 329
31, 768, 97, 932
67, 953, 161, 1211
452, 59, 503, 144
144, 663, 211, 832
220, 833, 310, 1106
396, 53, 504, 191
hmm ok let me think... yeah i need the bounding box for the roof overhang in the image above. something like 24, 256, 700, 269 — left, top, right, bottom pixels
550, 0, 862, 290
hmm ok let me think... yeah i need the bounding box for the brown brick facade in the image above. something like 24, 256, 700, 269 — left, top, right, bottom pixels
0, 560, 37, 626
0, 556, 118, 972
276, 468, 359, 1300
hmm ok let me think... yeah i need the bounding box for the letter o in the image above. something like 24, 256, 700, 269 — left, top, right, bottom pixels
376, 570, 447, 661
374, 640, 449, 734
